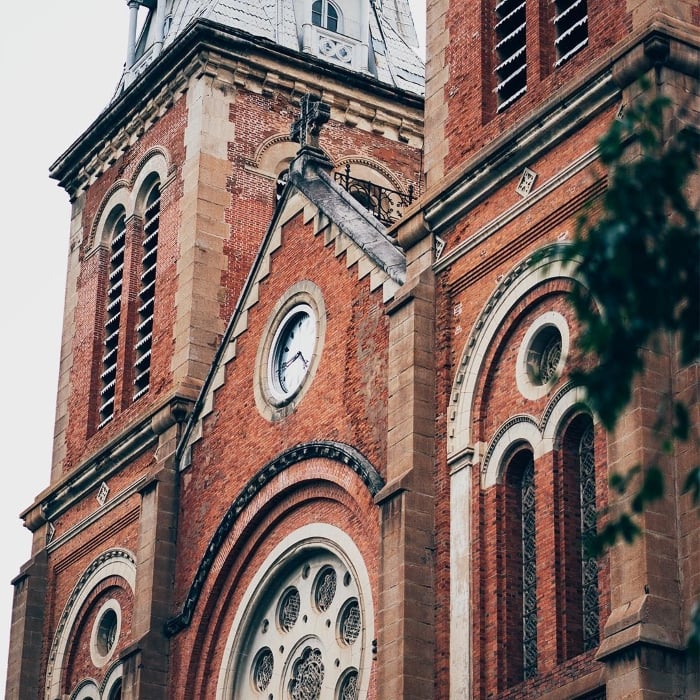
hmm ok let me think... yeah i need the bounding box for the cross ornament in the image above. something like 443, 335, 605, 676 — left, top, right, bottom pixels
291, 94, 331, 150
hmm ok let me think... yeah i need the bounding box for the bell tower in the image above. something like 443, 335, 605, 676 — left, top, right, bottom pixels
7, 1, 423, 697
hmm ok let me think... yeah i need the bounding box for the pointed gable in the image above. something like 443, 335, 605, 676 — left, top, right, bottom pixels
179, 105, 405, 458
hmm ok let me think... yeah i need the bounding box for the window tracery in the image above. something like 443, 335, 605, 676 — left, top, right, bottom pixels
226, 546, 367, 699
579, 422, 599, 651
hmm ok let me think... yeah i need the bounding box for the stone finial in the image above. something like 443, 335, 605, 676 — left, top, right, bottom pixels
291, 94, 331, 151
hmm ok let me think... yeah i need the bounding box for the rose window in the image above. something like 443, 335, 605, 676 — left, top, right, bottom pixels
289, 646, 325, 700
232, 548, 367, 699
314, 566, 337, 612
339, 600, 361, 645
339, 670, 359, 700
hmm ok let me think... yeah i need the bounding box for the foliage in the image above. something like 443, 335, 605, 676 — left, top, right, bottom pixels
542, 78, 700, 652
566, 82, 699, 431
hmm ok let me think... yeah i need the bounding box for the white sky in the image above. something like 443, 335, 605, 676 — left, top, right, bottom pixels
0, 0, 425, 690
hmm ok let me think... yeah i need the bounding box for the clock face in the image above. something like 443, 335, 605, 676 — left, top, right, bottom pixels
270, 304, 317, 400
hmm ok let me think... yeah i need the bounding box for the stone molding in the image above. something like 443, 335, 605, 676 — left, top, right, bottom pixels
178, 188, 404, 463
50, 24, 423, 198
447, 247, 578, 458
215, 523, 375, 700
44, 548, 136, 700
165, 440, 384, 635
422, 24, 698, 251
23, 396, 192, 532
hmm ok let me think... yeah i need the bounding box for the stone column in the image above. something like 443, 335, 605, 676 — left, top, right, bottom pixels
120, 403, 183, 699
4, 548, 48, 700
376, 229, 436, 699
596, 340, 688, 697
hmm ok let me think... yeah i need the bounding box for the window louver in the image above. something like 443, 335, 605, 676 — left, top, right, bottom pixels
553, 0, 588, 67
494, 0, 527, 111
133, 185, 160, 401
99, 214, 126, 428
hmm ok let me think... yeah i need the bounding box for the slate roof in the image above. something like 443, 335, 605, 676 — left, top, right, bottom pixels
117, 0, 424, 98
288, 152, 406, 284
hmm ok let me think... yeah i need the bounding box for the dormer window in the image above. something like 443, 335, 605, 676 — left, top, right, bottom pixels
312, 0, 340, 32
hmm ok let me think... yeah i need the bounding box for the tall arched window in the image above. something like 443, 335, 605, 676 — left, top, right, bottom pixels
312, 0, 339, 32
504, 448, 538, 685
99, 210, 127, 428
558, 414, 599, 659
133, 181, 160, 401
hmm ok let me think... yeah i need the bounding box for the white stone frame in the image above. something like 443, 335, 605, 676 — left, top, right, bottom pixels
254, 281, 327, 422
447, 251, 585, 699
45, 549, 136, 700
480, 384, 592, 489
71, 680, 99, 700
89, 149, 170, 254
215, 524, 374, 700
101, 664, 123, 700
89, 599, 122, 668
515, 310, 570, 401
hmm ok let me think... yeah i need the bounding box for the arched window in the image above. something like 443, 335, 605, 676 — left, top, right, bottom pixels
558, 414, 599, 659
99, 210, 127, 428
275, 168, 289, 202
133, 181, 160, 401
504, 448, 537, 685
106, 678, 122, 700
312, 0, 339, 32
217, 525, 373, 699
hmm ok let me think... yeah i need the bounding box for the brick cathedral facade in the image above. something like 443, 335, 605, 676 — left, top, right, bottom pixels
5, 0, 699, 698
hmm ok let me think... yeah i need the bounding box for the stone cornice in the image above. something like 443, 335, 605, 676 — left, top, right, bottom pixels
49, 20, 424, 199
21, 395, 193, 530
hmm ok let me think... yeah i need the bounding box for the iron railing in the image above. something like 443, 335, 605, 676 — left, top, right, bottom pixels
334, 165, 414, 226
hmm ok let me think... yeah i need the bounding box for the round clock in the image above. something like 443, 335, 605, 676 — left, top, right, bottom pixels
269, 304, 317, 401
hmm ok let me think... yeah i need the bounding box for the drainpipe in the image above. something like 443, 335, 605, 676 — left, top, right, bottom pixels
126, 0, 140, 69
154, 0, 166, 55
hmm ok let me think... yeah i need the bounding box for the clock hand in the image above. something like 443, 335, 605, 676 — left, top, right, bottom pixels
281, 351, 303, 370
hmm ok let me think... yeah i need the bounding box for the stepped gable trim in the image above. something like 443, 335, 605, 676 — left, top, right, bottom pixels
175, 153, 405, 466
165, 440, 384, 636
290, 164, 406, 284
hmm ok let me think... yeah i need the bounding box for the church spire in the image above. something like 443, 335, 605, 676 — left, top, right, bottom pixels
114, 0, 423, 98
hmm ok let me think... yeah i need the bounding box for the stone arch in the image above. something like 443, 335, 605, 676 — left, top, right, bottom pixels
334, 155, 405, 192
89, 183, 130, 251
165, 441, 383, 636
100, 662, 123, 700
250, 134, 299, 177
45, 548, 136, 700
70, 678, 99, 700
448, 247, 579, 459
215, 523, 374, 700
130, 148, 169, 215
480, 415, 540, 488
541, 383, 594, 447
